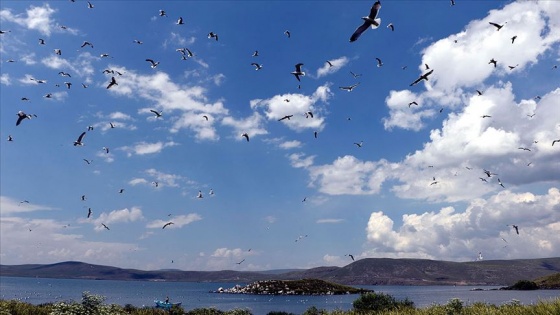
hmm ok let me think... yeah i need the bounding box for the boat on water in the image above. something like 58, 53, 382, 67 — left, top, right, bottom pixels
154, 300, 182, 309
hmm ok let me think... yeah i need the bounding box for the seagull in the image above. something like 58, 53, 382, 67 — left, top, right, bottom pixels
291, 63, 305, 81
119, 189, 125, 194
16, 111, 32, 126
284, 30, 291, 38
409, 69, 434, 86
252, 50, 259, 57
202, 115, 209, 121
54, 49, 62, 55
305, 111, 314, 118
430, 181, 438, 186
38, 38, 45, 45
251, 63, 263, 70
150, 110, 163, 118
153, 181, 159, 187
481, 115, 491, 118
101, 223, 110, 230
350, 71, 362, 78
326, 60, 333, 67
479, 177, 488, 183
64, 82, 72, 89
552, 140, 560, 146
87, 126, 94, 131
241, 133, 250, 142
81, 195, 86, 201
162, 222, 174, 229
510, 224, 519, 235
375, 57, 383, 67
102, 147, 109, 154
476, 90, 483, 96
278, 115, 294, 121
133, 39, 143, 44
19, 200, 30, 205
339, 83, 360, 92
74, 132, 86, 146
21, 97, 30, 101
354, 141, 363, 148
197, 190, 203, 199
87, 1, 94, 9
83, 159, 92, 164
209, 189, 214, 196
349, 1, 382, 42
483, 169, 497, 177
518, 147, 531, 151
145, 59, 160, 68
207, 32, 218, 41
408, 101, 418, 107
236, 259, 245, 265
80, 41, 93, 48
387, 23, 394, 31
314, 131, 318, 138
489, 58, 497, 68
489, 22, 505, 31
106, 76, 118, 89
87, 208, 92, 218
511, 35, 517, 44
450, 0, 456, 5
109, 122, 115, 129
159, 9, 167, 17
498, 178, 505, 188
58, 71, 71, 77
176, 17, 184, 25
0, 30, 11, 34
348, 254, 355, 261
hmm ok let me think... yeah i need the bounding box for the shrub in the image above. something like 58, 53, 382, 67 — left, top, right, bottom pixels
266, 312, 295, 315
445, 298, 463, 314
352, 292, 414, 313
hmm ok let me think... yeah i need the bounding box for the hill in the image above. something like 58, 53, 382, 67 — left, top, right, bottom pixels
1, 257, 559, 286
534, 272, 560, 289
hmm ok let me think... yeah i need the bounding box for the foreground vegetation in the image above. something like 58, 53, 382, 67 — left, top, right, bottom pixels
1, 291, 559, 315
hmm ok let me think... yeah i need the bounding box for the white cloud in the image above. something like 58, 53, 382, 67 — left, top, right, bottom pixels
221, 112, 268, 141
211, 247, 244, 258
0, 4, 57, 36
316, 56, 349, 78
0, 196, 56, 215
316, 219, 344, 224
120, 141, 178, 157
91, 207, 144, 231
129, 178, 149, 186
279, 140, 302, 150
144, 168, 190, 188
146, 214, 202, 229
288, 153, 315, 169
364, 188, 560, 261
41, 53, 96, 78
0, 73, 10, 85
250, 84, 332, 132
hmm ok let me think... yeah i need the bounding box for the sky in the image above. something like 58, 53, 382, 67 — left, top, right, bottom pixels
0, 1, 559, 272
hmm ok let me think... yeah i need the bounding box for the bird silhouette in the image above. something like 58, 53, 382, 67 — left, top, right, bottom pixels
489, 58, 497, 68
242, 133, 249, 142
150, 110, 163, 118
291, 63, 305, 81
163, 222, 174, 229
101, 223, 110, 230
350, 1, 382, 42
106, 76, 118, 89
16, 111, 32, 126
489, 22, 505, 31
410, 69, 434, 86
74, 132, 86, 146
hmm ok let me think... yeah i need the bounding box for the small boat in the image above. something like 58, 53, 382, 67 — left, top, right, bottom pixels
154, 300, 182, 309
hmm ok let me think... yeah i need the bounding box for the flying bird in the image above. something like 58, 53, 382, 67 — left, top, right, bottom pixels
339, 83, 360, 92
291, 63, 305, 81
102, 147, 109, 154
476, 90, 483, 96
349, 1, 382, 42
511, 35, 517, 44
489, 58, 497, 68
375, 57, 383, 67
450, 0, 456, 5
101, 223, 110, 230
54, 49, 61, 55
106, 76, 117, 89
16, 111, 32, 126
133, 39, 143, 44
518, 147, 531, 151
354, 141, 363, 148
350, 71, 362, 78
498, 178, 505, 188
305, 111, 314, 118
552, 140, 560, 146
347, 254, 355, 261
408, 101, 418, 107
197, 190, 203, 199
150, 110, 163, 118
176, 17, 184, 25
284, 30, 291, 38
87, 1, 94, 9
87, 208, 92, 218
163, 222, 174, 229
74, 132, 86, 146
241, 133, 250, 142
159, 10, 167, 17
481, 115, 491, 118
236, 259, 245, 265
387, 23, 394, 31
80, 41, 93, 48
278, 115, 294, 121
119, 189, 125, 193
7, 135, 13, 142
145, 59, 160, 68
509, 224, 519, 235
326, 60, 333, 67
489, 22, 505, 31
409, 69, 434, 86
202, 115, 209, 121
252, 50, 259, 57
83, 159, 92, 164
251, 63, 263, 70
207, 32, 218, 41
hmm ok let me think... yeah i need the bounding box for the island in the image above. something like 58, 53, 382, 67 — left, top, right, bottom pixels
212, 278, 373, 295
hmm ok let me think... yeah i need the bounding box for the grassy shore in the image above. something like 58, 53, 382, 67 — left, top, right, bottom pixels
1, 295, 560, 315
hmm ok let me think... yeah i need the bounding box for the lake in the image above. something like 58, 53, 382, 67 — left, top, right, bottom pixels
1, 276, 559, 314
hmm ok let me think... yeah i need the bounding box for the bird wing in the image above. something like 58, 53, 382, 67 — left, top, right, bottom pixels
150, 109, 159, 115
295, 63, 304, 72
77, 132, 86, 143
350, 21, 370, 42
16, 115, 26, 126
368, 1, 381, 19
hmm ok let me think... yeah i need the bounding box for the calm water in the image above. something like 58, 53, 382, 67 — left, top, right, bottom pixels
1, 276, 559, 314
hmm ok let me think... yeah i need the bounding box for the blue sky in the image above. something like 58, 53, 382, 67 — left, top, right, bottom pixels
1, 1, 559, 271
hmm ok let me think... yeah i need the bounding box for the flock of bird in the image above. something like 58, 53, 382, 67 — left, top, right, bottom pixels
2, 0, 559, 266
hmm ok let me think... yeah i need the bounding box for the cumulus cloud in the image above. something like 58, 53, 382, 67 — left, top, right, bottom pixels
120, 141, 178, 157
0, 73, 11, 85
221, 112, 268, 141
91, 207, 144, 231
0, 4, 58, 36
364, 188, 560, 261
250, 84, 332, 132
146, 213, 202, 229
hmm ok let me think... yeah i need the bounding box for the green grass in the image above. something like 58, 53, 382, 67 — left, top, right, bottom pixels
1, 295, 559, 315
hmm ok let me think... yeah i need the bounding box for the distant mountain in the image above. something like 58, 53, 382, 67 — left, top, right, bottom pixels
2, 257, 559, 286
